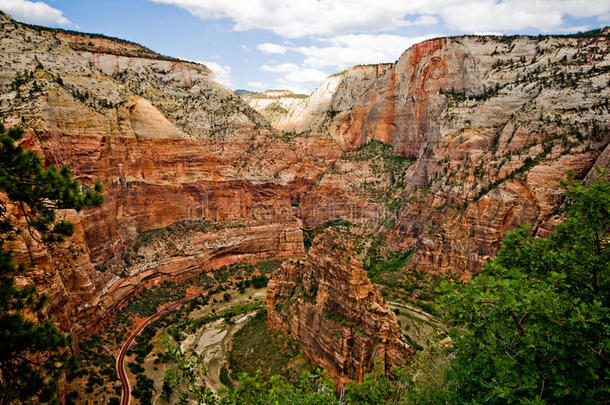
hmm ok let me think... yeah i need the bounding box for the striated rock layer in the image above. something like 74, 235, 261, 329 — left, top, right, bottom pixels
0, 12, 310, 336
267, 229, 414, 387
1, 8, 610, 341
259, 32, 610, 276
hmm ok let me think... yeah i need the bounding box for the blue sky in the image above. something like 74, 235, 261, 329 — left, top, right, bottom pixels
1, 0, 609, 94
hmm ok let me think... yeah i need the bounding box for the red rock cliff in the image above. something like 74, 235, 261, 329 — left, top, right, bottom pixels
2, 10, 609, 339
263, 32, 610, 276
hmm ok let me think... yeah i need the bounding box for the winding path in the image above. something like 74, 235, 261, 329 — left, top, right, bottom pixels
116, 295, 196, 405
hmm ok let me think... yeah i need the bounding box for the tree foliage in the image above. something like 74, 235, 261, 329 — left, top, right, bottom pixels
160, 335, 216, 404
0, 124, 103, 404
439, 174, 610, 404
218, 369, 339, 405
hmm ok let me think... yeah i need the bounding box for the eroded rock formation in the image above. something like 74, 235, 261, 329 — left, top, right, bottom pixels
0, 12, 311, 336
1, 8, 609, 341
250, 32, 610, 276
267, 229, 414, 387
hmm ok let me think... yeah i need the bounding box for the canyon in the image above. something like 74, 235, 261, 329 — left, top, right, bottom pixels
0, 9, 609, 395
245, 31, 610, 276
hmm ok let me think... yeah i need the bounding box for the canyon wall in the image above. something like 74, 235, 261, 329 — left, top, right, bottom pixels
267, 229, 414, 387
1, 9, 609, 339
252, 32, 610, 276
0, 13, 315, 335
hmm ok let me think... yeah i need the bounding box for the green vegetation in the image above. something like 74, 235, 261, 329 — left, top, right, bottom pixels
358, 232, 447, 306
212, 175, 610, 404
441, 84, 502, 104
185, 301, 263, 332
345, 140, 414, 200
132, 374, 155, 404
322, 308, 350, 327
440, 88, 467, 105
438, 174, 610, 403
364, 244, 414, 280
77, 254, 276, 401
122, 219, 216, 268
303, 218, 353, 250
161, 336, 215, 404
127, 324, 156, 363
213, 259, 280, 284
476, 155, 540, 199
105, 258, 277, 341
219, 350, 449, 405
106, 277, 204, 343
0, 125, 103, 403
219, 365, 234, 389
220, 369, 339, 405
348, 140, 414, 168
228, 309, 313, 383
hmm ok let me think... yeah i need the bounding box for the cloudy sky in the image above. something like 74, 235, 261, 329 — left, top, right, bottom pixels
1, 0, 609, 93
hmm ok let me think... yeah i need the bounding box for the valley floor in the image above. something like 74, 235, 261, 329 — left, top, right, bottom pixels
70, 257, 442, 405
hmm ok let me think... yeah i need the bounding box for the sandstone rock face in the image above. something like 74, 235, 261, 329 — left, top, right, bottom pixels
240, 90, 308, 128
245, 65, 392, 134
19, 17, 269, 140
261, 33, 610, 276
1, 8, 609, 341
0, 13, 307, 336
267, 229, 414, 387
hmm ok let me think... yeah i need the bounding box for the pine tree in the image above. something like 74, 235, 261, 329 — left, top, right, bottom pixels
0, 124, 103, 404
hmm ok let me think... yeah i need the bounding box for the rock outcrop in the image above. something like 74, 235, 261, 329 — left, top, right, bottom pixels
243, 65, 393, 134
240, 90, 308, 128
267, 229, 414, 387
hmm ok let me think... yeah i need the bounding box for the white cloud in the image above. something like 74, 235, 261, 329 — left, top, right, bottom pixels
150, 0, 610, 37
247, 81, 265, 88
0, 0, 70, 25
296, 34, 437, 69
261, 63, 299, 73
240, 44, 250, 52
439, 1, 564, 33
284, 68, 328, 83
202, 61, 233, 88
257, 43, 288, 54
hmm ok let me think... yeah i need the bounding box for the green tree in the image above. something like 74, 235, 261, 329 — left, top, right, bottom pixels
160, 335, 216, 404
0, 124, 103, 404
219, 369, 339, 405
439, 174, 610, 404
343, 362, 404, 404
